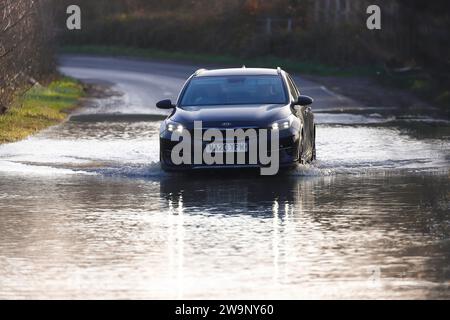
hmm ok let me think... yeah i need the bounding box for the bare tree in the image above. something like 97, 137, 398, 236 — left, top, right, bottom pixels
0, 0, 55, 114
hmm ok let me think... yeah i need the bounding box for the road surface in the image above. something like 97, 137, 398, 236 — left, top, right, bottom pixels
0, 55, 448, 299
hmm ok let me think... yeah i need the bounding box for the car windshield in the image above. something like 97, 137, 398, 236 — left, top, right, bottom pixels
180, 75, 287, 106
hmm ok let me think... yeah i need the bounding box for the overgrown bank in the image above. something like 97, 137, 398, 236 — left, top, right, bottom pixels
0, 0, 56, 114
0, 78, 84, 144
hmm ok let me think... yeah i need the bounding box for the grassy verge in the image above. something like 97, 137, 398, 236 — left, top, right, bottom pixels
0, 77, 84, 144
378, 72, 450, 109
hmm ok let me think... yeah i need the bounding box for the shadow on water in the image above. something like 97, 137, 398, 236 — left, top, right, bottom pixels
159, 173, 318, 218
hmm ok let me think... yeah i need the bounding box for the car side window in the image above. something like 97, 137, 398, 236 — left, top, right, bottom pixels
286, 74, 299, 101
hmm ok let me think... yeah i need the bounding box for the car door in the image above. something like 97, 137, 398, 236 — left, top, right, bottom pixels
286, 74, 314, 159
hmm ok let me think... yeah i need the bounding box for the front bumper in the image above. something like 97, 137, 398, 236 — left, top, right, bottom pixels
160, 129, 300, 171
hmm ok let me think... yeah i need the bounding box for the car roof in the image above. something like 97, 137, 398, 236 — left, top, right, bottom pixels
194, 68, 281, 77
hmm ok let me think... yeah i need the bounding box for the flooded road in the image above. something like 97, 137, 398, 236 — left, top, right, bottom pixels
0, 55, 449, 299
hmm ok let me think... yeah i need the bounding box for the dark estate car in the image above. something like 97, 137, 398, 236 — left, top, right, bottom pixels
157, 67, 315, 172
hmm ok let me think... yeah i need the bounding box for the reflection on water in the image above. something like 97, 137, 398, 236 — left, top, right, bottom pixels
0, 173, 448, 299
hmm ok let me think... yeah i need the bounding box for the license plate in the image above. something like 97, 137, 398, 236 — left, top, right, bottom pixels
205, 142, 247, 153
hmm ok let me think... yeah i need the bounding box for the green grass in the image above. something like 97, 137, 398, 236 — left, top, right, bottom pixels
378, 72, 450, 110
0, 77, 84, 143
60, 45, 383, 77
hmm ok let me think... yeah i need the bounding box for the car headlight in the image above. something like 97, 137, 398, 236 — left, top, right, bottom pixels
271, 115, 295, 130
165, 121, 184, 133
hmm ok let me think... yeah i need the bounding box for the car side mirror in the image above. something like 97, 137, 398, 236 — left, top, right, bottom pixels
295, 95, 314, 106
156, 99, 175, 109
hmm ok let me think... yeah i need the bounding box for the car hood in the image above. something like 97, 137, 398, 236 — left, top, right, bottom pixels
170, 104, 292, 129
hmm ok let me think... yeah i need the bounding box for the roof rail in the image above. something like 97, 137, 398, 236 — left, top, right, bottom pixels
276, 67, 282, 74
195, 68, 207, 75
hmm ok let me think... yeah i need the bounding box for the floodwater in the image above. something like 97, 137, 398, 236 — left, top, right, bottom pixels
0, 56, 448, 299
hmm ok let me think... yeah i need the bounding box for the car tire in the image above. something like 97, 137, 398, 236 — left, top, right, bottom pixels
312, 124, 316, 161
160, 150, 168, 172
298, 129, 305, 164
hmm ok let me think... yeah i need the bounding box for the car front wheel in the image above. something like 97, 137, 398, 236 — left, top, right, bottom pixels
312, 124, 316, 161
